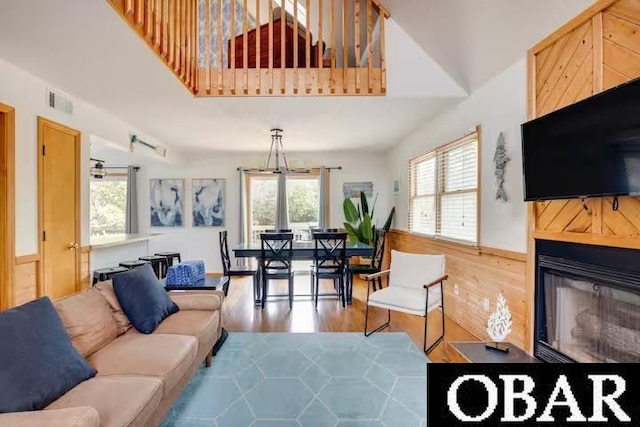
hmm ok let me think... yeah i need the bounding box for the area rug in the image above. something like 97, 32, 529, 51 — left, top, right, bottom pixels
161, 333, 428, 427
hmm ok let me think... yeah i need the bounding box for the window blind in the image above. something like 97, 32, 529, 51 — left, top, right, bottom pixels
408, 130, 479, 245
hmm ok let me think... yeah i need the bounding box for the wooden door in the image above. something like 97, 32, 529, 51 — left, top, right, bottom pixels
38, 118, 81, 300
0, 104, 15, 310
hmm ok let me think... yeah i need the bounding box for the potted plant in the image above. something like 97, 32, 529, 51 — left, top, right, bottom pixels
343, 191, 395, 264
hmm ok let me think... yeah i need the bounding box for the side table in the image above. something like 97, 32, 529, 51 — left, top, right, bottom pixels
448, 341, 541, 363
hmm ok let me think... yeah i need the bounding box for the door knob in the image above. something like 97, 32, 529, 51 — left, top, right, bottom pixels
67, 242, 79, 250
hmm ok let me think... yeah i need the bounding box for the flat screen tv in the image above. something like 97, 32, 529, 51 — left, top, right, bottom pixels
522, 78, 640, 201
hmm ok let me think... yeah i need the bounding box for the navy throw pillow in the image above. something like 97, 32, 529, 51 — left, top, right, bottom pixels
0, 297, 97, 413
112, 264, 179, 334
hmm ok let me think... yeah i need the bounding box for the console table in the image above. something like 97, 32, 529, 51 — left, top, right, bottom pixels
448, 341, 541, 363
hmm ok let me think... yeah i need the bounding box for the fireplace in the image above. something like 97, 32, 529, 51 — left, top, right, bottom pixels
535, 240, 640, 363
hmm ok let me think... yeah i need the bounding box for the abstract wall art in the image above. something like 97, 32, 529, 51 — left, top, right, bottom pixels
150, 179, 185, 227
192, 179, 225, 227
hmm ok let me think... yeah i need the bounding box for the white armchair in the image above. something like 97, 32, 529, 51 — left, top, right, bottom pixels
364, 250, 448, 354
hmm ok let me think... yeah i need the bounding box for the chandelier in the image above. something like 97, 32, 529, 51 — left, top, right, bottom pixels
264, 128, 309, 175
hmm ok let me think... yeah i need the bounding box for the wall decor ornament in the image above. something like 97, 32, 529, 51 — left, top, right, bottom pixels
343, 182, 374, 198
494, 132, 511, 202
150, 179, 185, 227
192, 179, 225, 227
486, 293, 513, 353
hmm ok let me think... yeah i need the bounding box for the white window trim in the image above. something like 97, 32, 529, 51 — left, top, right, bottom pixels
408, 126, 481, 247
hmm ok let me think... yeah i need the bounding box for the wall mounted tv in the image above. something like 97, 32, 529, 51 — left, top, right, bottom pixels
522, 78, 640, 202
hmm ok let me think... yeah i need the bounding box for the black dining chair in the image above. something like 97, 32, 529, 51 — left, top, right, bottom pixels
347, 229, 387, 297
311, 231, 348, 309
219, 231, 259, 298
260, 232, 295, 309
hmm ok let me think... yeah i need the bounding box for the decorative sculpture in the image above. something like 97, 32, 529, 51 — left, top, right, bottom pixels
486, 293, 513, 353
494, 132, 511, 202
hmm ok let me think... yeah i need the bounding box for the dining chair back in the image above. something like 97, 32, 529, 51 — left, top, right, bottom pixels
311, 232, 348, 308
259, 232, 295, 309
219, 230, 232, 274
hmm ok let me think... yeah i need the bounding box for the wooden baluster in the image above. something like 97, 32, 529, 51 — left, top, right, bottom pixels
206, 0, 212, 94
154, 0, 162, 48
380, 14, 386, 93
293, 0, 298, 93
367, 0, 372, 93
231, 0, 236, 94
191, 0, 197, 92
180, 0, 186, 77
176, 0, 182, 73
256, 0, 261, 94
305, 0, 311, 94
186, 0, 191, 86
243, 0, 249, 94
355, 0, 360, 93
125, 0, 135, 17
281, 0, 286, 94
317, 0, 323, 94
330, 0, 335, 93
162, 0, 169, 58
169, 0, 175, 66
146, 0, 153, 38
342, 0, 348, 93
269, 0, 274, 94
217, 0, 223, 93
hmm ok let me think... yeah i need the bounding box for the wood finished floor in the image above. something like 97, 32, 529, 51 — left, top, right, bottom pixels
220, 275, 477, 362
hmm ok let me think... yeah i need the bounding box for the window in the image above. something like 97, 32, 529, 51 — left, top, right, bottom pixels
409, 129, 479, 245
284, 0, 307, 27
247, 173, 322, 243
90, 178, 127, 237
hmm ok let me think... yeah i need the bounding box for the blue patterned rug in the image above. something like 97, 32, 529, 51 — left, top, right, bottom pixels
161, 333, 428, 427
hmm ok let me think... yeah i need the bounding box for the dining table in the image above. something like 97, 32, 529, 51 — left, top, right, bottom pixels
233, 241, 374, 305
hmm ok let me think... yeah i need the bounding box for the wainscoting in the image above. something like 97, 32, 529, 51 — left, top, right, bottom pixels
11, 247, 91, 307
386, 230, 527, 349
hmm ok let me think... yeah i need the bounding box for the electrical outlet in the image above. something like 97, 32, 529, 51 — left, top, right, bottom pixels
483, 298, 490, 312
454, 284, 460, 295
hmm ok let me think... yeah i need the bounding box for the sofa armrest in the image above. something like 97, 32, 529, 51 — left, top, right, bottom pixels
0, 407, 100, 427
169, 290, 224, 311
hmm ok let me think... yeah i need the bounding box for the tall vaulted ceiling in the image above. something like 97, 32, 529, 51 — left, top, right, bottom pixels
0, 0, 593, 152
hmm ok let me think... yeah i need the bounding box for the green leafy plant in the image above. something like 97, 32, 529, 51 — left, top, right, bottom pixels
343, 191, 396, 245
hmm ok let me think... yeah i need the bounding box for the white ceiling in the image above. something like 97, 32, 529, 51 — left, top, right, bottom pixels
0, 0, 593, 153
383, 0, 594, 91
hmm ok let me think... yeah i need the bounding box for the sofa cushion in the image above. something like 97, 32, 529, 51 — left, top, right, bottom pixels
154, 309, 219, 351
87, 332, 197, 397
54, 289, 118, 357
168, 290, 223, 311
46, 376, 162, 427
0, 297, 97, 413
112, 264, 179, 334
94, 280, 132, 335
0, 406, 100, 427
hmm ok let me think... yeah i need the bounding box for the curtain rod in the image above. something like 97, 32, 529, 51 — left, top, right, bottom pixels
236, 166, 342, 172
103, 166, 140, 171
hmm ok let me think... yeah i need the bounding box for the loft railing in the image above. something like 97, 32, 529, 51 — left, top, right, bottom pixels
107, 0, 389, 96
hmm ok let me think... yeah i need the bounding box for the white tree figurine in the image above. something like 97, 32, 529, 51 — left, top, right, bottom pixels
487, 293, 513, 342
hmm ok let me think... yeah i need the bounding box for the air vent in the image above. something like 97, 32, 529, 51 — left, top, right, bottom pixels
46, 89, 74, 115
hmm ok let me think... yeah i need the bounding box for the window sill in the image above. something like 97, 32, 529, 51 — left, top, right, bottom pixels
391, 230, 481, 256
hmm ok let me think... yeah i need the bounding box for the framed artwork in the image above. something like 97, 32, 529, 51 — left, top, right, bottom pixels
393, 177, 403, 195
343, 181, 374, 198
192, 179, 225, 227
150, 179, 185, 227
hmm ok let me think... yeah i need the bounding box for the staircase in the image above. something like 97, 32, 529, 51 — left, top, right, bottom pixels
107, 0, 389, 96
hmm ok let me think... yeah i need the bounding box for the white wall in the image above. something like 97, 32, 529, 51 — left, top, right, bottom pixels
121, 150, 390, 273
386, 58, 528, 252
0, 59, 167, 256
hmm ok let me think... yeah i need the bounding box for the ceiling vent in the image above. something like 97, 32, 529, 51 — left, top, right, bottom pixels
46, 89, 74, 115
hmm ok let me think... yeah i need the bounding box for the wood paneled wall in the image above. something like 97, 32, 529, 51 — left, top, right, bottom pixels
11, 248, 91, 308
386, 230, 527, 349
526, 0, 640, 348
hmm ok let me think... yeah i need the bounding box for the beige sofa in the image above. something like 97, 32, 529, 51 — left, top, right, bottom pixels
0, 285, 224, 427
